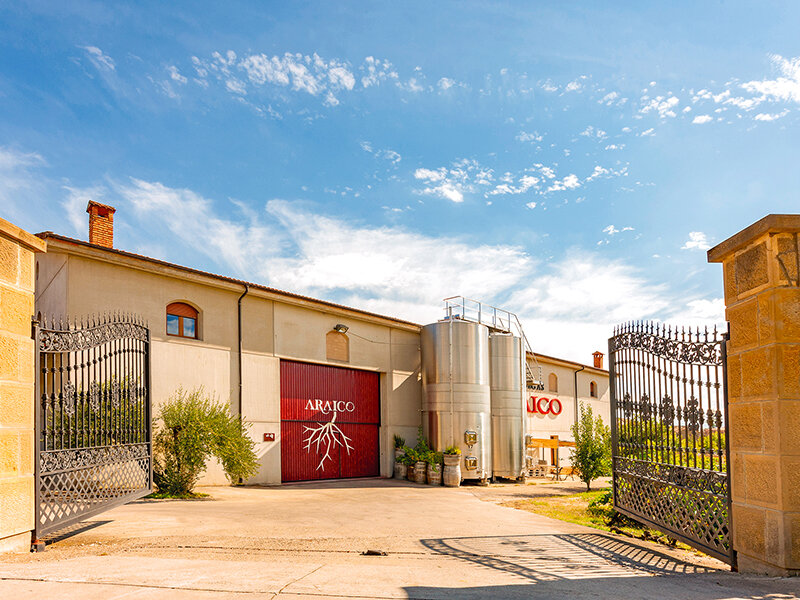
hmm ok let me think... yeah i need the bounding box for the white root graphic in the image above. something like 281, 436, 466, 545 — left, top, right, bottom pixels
302, 411, 354, 471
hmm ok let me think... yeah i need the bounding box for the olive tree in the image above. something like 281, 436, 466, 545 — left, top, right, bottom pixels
570, 402, 612, 491
153, 387, 258, 497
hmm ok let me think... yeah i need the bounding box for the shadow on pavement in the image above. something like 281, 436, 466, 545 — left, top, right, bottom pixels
420, 532, 720, 581
43, 520, 112, 546
414, 533, 797, 599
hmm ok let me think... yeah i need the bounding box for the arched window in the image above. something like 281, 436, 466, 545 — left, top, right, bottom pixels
166, 302, 198, 339
590, 380, 598, 398
548, 373, 558, 393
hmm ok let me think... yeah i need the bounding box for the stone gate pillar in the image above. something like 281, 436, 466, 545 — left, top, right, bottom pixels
0, 218, 45, 552
708, 214, 800, 575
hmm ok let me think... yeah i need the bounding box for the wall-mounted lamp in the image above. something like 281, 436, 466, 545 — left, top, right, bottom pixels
333, 324, 349, 333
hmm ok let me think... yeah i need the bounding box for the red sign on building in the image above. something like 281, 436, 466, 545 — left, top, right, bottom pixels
527, 396, 563, 416
280, 360, 380, 482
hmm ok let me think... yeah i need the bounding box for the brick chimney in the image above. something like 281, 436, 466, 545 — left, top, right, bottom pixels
592, 351, 604, 369
86, 201, 116, 248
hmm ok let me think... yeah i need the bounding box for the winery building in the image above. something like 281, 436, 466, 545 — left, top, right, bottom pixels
34, 202, 608, 485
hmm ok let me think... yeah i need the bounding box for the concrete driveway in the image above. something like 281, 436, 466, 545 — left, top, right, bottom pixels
0, 479, 797, 599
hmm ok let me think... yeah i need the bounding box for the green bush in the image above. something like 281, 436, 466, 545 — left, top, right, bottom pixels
570, 402, 612, 491
393, 434, 406, 449
153, 387, 258, 496
401, 446, 418, 466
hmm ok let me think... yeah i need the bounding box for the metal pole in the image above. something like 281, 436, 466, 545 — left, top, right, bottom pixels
720, 325, 737, 571
31, 317, 44, 551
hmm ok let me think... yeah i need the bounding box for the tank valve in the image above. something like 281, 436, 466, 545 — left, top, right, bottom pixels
464, 456, 478, 470
464, 430, 477, 447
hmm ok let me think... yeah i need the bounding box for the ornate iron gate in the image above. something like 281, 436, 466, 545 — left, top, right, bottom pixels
608, 321, 734, 566
33, 313, 152, 541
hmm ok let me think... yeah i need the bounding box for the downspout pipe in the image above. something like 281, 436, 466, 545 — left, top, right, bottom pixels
573, 365, 585, 429
237, 283, 250, 421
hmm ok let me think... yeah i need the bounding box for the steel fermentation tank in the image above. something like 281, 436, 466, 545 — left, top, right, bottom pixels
489, 332, 526, 479
420, 319, 491, 482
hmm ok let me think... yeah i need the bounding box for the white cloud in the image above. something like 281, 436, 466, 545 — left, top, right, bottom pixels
754, 109, 789, 121
401, 77, 425, 93
604, 144, 624, 150
692, 115, 713, 124
639, 128, 655, 136
431, 183, 464, 203
414, 168, 445, 182
438, 77, 457, 91
546, 173, 580, 192
599, 91, 618, 105
579, 126, 607, 140
516, 131, 543, 143
82, 46, 115, 71
194, 51, 395, 106
564, 79, 583, 92
681, 231, 711, 251
603, 224, 634, 236
167, 65, 187, 84
740, 54, 800, 104
640, 94, 680, 118
361, 56, 399, 88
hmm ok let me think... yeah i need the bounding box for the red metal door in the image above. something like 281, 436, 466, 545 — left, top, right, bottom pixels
280, 361, 380, 482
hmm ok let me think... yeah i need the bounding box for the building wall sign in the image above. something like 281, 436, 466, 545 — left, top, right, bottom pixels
527, 396, 563, 416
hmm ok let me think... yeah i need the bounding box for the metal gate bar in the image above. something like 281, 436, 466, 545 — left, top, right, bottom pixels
34, 313, 152, 540
608, 321, 735, 567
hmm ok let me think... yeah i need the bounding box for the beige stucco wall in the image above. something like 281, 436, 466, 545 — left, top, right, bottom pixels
35, 242, 423, 485
0, 218, 45, 553
526, 357, 610, 467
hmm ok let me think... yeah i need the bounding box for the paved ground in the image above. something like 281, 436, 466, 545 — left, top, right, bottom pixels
0, 478, 797, 599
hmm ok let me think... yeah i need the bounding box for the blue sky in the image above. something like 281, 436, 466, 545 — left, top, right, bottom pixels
1, 1, 799, 361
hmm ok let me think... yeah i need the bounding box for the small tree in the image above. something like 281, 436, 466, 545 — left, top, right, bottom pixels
570, 402, 611, 491
153, 387, 258, 496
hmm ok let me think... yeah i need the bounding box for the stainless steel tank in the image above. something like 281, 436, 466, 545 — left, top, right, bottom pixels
421, 319, 491, 481
489, 333, 526, 479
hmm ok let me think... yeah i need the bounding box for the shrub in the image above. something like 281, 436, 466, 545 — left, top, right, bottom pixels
401, 446, 418, 466
393, 434, 406, 449
570, 402, 612, 491
414, 426, 429, 454
426, 450, 443, 472
153, 387, 258, 496
443, 445, 461, 456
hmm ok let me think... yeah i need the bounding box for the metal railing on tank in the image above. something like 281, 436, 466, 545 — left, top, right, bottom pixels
442, 296, 543, 390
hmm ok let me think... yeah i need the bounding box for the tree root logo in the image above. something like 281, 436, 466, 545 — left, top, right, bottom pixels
302, 411, 354, 471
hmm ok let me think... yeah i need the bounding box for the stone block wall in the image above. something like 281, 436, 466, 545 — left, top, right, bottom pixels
708, 214, 800, 575
0, 217, 45, 553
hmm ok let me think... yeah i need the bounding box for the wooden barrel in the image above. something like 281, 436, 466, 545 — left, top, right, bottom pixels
443, 454, 461, 487
427, 463, 442, 485
413, 461, 427, 484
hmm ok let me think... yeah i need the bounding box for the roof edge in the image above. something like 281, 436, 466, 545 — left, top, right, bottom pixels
38, 232, 422, 331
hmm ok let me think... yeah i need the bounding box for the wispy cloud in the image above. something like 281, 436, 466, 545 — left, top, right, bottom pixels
81, 45, 116, 71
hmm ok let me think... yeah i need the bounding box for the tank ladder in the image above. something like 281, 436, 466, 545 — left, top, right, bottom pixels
442, 296, 544, 390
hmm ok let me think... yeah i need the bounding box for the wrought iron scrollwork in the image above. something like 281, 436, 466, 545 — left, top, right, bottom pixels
609, 320, 732, 565
34, 312, 152, 538
609, 322, 722, 366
